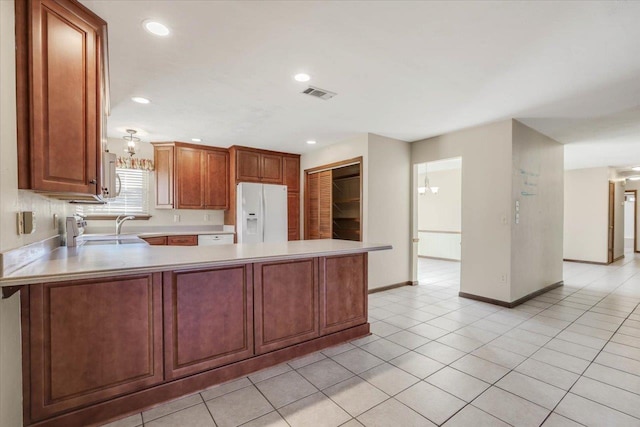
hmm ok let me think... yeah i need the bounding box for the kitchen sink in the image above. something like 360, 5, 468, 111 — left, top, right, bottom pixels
79, 234, 146, 246
81, 239, 146, 246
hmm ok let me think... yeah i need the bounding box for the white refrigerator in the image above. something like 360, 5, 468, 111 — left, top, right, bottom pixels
236, 183, 288, 243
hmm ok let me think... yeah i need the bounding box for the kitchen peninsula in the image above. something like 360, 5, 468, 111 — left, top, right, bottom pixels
0, 239, 390, 427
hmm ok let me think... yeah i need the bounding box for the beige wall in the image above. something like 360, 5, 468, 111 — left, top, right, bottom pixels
564, 167, 609, 263
417, 169, 461, 232
412, 120, 513, 301
367, 133, 412, 289
300, 133, 412, 290
510, 121, 564, 301
1, 1, 27, 425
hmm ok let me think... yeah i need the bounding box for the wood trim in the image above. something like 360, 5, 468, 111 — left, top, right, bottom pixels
304, 156, 363, 175
608, 181, 614, 264
151, 141, 229, 154
368, 281, 412, 294
417, 230, 461, 235
459, 281, 564, 308
15, 0, 31, 189
26, 323, 369, 427
227, 145, 301, 158
418, 255, 461, 262
626, 190, 637, 253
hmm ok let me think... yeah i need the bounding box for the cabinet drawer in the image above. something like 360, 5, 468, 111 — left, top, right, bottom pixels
167, 235, 198, 246
142, 236, 167, 246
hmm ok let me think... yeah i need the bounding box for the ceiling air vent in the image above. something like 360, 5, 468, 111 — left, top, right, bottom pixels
302, 86, 337, 100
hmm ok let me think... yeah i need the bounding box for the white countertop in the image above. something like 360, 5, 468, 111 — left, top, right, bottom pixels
0, 240, 391, 286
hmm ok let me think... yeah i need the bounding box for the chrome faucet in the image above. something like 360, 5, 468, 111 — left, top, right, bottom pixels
115, 214, 135, 235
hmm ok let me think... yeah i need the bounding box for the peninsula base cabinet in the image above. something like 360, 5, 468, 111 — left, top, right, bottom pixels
20, 254, 369, 427
163, 265, 254, 380
25, 274, 164, 424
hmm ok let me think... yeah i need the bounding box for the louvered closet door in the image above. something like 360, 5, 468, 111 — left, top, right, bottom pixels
307, 173, 320, 239
318, 171, 332, 238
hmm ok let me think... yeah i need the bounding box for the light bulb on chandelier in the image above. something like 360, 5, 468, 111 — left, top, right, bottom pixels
123, 129, 140, 157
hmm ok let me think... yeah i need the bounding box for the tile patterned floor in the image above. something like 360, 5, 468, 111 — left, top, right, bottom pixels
103, 257, 640, 427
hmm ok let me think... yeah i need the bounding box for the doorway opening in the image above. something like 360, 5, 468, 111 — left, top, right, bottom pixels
624, 190, 637, 254
414, 157, 462, 288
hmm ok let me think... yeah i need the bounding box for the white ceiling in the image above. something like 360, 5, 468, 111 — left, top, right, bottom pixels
83, 1, 640, 166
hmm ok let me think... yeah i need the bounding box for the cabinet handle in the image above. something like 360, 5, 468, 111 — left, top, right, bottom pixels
89, 179, 97, 184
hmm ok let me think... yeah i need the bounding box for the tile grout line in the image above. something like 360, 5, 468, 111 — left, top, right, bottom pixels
535, 303, 640, 425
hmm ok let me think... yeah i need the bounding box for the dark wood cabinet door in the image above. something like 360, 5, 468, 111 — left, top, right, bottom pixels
283, 156, 300, 192
254, 259, 319, 354
260, 153, 283, 184
320, 254, 368, 335
28, 274, 163, 422
163, 266, 254, 379
26, 0, 104, 194
154, 145, 174, 208
205, 149, 229, 209
236, 150, 261, 182
176, 146, 205, 209
288, 192, 300, 241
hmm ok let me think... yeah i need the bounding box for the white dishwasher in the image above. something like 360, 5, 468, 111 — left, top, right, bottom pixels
198, 234, 235, 246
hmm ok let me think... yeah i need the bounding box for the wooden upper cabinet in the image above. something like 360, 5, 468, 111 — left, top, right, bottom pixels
226, 147, 300, 228
154, 145, 174, 209
152, 142, 229, 210
283, 156, 300, 192
236, 150, 262, 182
176, 146, 205, 209
235, 148, 282, 184
260, 153, 283, 184
206, 150, 230, 209
28, 274, 164, 422
16, 0, 107, 195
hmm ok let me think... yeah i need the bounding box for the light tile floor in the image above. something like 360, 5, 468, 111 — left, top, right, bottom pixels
104, 257, 640, 427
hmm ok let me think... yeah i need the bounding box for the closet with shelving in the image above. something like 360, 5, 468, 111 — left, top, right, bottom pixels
305, 158, 362, 242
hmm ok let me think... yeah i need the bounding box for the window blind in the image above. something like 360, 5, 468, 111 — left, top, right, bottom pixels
77, 168, 150, 216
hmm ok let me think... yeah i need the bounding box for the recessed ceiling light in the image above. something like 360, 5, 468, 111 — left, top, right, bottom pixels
131, 96, 150, 104
306, 140, 317, 145
294, 73, 311, 82
143, 20, 170, 36
191, 138, 202, 142
632, 166, 640, 171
